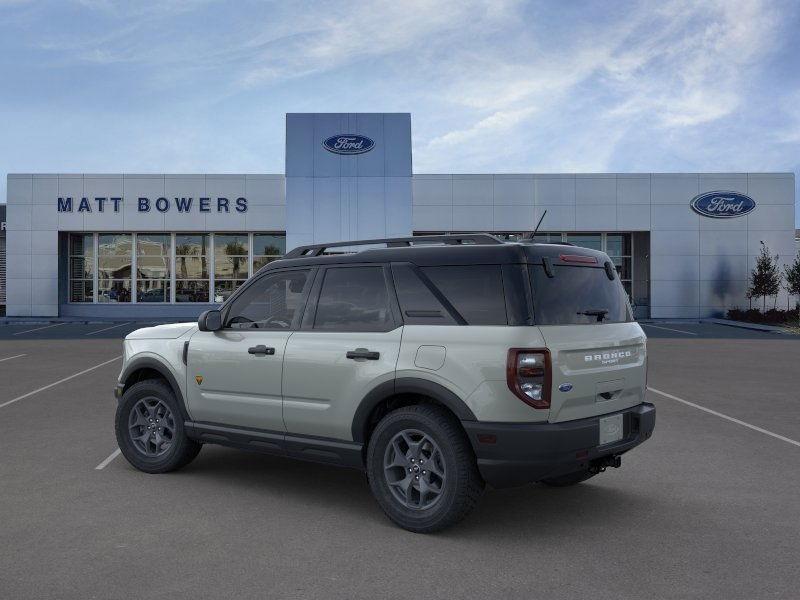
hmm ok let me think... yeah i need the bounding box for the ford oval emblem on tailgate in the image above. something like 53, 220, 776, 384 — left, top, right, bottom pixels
558, 383, 573, 392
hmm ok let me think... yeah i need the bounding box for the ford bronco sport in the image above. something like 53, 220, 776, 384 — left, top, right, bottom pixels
114, 234, 655, 532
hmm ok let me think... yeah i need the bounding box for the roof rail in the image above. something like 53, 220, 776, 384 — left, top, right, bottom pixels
283, 233, 504, 259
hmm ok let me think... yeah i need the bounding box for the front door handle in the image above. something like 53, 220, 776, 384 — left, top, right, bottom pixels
248, 345, 275, 356
346, 348, 380, 360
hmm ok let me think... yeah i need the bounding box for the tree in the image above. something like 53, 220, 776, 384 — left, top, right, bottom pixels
784, 252, 800, 311
748, 241, 781, 311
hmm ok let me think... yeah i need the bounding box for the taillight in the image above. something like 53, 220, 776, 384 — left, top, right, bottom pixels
507, 348, 551, 409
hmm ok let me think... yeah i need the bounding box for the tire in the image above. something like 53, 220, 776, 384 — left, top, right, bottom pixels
366, 404, 484, 533
115, 378, 201, 474
540, 470, 596, 487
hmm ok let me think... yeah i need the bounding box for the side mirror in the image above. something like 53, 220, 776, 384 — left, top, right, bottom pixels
198, 309, 222, 332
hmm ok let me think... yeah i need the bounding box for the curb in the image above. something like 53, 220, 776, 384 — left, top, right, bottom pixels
702, 318, 794, 334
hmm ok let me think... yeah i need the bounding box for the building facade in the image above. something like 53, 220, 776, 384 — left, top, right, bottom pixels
3, 112, 797, 320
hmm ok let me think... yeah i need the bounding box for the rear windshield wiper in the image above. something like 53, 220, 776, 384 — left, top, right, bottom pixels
577, 309, 609, 322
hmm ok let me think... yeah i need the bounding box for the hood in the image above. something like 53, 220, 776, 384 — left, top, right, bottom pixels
126, 322, 197, 340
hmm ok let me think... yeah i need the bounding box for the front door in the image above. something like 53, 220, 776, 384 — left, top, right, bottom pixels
186, 267, 314, 431
282, 265, 402, 441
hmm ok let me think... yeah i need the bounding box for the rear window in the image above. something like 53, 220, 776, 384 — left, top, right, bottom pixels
421, 265, 507, 325
530, 264, 632, 325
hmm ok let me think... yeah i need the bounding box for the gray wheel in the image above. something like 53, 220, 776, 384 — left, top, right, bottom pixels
115, 378, 201, 474
128, 397, 176, 457
383, 429, 446, 510
367, 404, 484, 533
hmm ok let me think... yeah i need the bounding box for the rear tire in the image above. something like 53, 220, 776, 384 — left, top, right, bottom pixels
367, 404, 484, 533
115, 379, 201, 474
540, 470, 596, 487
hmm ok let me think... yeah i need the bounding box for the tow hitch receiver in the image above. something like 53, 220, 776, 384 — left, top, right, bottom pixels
589, 455, 622, 474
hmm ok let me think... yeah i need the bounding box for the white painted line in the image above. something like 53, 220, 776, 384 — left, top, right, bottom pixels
648, 386, 800, 449
642, 324, 698, 336
12, 323, 64, 336
85, 322, 131, 336
0, 353, 27, 363
95, 448, 121, 470
0, 355, 123, 409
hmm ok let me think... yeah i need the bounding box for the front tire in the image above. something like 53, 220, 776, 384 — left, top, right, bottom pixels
115, 379, 201, 474
367, 404, 484, 533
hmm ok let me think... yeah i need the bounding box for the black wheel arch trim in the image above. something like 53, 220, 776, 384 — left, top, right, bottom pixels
118, 357, 190, 422
351, 377, 477, 443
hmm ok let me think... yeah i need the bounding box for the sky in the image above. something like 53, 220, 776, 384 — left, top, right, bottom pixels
1, 0, 799, 226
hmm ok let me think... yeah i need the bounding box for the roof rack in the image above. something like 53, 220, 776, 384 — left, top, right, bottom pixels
283, 233, 504, 259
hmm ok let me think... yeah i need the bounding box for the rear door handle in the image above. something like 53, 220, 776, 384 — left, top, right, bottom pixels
248, 345, 275, 356
346, 349, 380, 360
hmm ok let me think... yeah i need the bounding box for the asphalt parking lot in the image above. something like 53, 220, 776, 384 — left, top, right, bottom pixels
1, 321, 799, 599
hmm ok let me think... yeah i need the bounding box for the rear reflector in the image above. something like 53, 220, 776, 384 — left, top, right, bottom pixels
477, 434, 497, 444
559, 254, 598, 264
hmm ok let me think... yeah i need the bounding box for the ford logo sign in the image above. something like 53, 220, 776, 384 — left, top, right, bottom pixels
558, 383, 573, 393
322, 134, 375, 155
690, 191, 756, 218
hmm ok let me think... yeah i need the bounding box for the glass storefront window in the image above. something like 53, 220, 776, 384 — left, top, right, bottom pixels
252, 234, 286, 273
66, 232, 286, 305
69, 234, 94, 302
98, 234, 132, 303
175, 234, 209, 302
214, 234, 249, 302
136, 234, 171, 302
566, 233, 603, 251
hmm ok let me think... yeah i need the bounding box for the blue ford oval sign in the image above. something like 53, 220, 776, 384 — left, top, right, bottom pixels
690, 191, 756, 218
323, 134, 375, 155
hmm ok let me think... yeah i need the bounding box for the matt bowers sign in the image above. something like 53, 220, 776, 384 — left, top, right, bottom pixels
323, 134, 375, 155
690, 191, 756, 218
57, 196, 248, 213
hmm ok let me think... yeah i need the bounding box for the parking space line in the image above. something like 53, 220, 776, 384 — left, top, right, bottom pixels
0, 356, 122, 409
648, 386, 800, 448
95, 448, 121, 470
85, 322, 131, 336
12, 323, 64, 336
0, 353, 27, 363
642, 324, 698, 336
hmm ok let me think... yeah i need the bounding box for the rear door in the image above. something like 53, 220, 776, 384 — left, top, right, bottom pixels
530, 259, 646, 423
282, 264, 402, 441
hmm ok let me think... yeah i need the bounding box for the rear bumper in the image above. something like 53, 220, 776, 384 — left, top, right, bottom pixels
462, 402, 655, 489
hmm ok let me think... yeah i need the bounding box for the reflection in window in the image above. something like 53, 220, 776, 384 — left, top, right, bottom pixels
252, 234, 286, 273
136, 234, 171, 302
175, 234, 209, 302
214, 234, 248, 302
69, 234, 94, 302
98, 234, 132, 303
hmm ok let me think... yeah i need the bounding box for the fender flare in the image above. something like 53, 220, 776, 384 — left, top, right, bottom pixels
119, 357, 190, 421
351, 377, 477, 443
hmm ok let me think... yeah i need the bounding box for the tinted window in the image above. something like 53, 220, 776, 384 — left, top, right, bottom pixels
225, 269, 311, 329
314, 267, 393, 331
421, 265, 507, 325
392, 264, 456, 325
530, 265, 631, 325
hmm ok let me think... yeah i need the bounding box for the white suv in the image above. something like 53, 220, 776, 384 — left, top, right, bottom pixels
114, 234, 655, 532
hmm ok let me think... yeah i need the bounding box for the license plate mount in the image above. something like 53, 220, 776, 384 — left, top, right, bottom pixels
599, 413, 624, 446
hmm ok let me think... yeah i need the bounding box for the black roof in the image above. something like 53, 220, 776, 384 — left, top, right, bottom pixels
262, 234, 610, 272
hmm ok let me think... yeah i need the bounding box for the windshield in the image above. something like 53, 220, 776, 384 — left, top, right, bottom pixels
530, 264, 632, 325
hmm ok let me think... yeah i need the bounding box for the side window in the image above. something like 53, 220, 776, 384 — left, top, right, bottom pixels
225, 269, 311, 330
391, 264, 456, 325
314, 266, 393, 331
421, 265, 507, 325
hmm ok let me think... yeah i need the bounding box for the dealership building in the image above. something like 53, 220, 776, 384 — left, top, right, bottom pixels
2, 112, 797, 320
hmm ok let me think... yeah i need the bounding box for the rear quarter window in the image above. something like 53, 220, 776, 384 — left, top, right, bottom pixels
421, 265, 507, 325
530, 264, 632, 325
